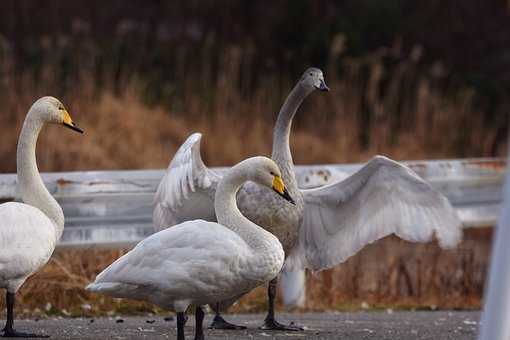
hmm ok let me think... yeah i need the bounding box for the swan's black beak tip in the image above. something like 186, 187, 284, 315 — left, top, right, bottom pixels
64, 122, 84, 134
316, 79, 329, 92
278, 187, 296, 205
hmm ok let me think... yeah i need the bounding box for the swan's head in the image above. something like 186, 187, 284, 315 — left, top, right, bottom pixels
32, 96, 84, 134
300, 68, 329, 92
245, 157, 296, 205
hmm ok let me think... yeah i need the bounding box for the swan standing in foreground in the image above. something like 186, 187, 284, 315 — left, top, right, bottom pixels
0, 97, 83, 337
87, 157, 294, 340
154, 68, 328, 330
153, 68, 462, 331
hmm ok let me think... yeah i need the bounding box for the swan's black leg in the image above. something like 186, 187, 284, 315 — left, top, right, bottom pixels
194, 306, 205, 340
177, 312, 186, 340
2, 292, 49, 338
259, 277, 304, 331
208, 303, 246, 330
168, 313, 188, 325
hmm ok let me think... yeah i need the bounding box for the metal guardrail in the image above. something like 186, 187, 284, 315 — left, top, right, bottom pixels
0, 158, 505, 248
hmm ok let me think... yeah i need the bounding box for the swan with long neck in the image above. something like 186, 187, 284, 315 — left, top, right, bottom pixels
153, 67, 461, 331
0, 96, 83, 337
87, 157, 294, 340
272, 68, 328, 187
153, 68, 328, 330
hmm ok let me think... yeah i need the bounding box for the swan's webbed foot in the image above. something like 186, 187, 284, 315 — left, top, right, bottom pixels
2, 328, 49, 338
208, 314, 246, 330
259, 277, 304, 331
2, 292, 50, 338
259, 316, 304, 331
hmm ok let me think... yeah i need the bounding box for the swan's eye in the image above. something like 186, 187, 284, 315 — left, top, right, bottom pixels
58, 106, 64, 111
270, 171, 275, 176
309, 72, 313, 76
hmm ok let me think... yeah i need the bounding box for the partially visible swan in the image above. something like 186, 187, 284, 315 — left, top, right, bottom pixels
87, 157, 293, 340
154, 68, 462, 330
0, 97, 83, 337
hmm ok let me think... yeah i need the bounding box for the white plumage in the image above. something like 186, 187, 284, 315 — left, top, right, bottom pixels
88, 157, 290, 339
288, 155, 461, 271
153, 133, 220, 227
88, 220, 263, 309
0, 203, 56, 292
153, 68, 462, 327
279, 268, 306, 308
0, 96, 83, 337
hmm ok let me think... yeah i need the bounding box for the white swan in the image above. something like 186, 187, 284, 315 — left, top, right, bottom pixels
153, 68, 462, 330
87, 157, 293, 340
0, 97, 83, 337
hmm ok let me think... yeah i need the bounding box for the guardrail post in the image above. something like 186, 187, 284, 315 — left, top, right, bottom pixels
479, 152, 510, 340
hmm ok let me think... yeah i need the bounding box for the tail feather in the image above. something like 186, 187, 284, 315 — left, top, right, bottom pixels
280, 269, 306, 308
86, 282, 121, 293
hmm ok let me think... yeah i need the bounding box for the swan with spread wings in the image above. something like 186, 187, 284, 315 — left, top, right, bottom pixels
153, 68, 462, 331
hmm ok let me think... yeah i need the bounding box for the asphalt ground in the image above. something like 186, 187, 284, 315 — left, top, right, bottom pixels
2, 311, 480, 339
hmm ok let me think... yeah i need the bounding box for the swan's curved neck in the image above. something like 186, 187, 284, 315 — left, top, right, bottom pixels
215, 166, 277, 251
272, 84, 313, 189
16, 112, 64, 240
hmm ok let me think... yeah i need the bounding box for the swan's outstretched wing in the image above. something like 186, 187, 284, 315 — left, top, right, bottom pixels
289, 156, 462, 272
153, 133, 221, 229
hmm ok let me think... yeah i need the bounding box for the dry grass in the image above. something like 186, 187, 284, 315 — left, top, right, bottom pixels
0, 80, 499, 175
0, 43, 505, 174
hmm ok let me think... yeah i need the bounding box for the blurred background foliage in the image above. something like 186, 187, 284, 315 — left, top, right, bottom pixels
0, 0, 508, 173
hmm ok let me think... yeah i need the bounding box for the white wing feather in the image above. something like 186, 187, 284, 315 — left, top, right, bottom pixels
289, 155, 462, 272
153, 133, 221, 229
280, 268, 306, 308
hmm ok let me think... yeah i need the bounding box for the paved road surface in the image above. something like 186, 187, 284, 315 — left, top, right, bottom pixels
5, 311, 480, 339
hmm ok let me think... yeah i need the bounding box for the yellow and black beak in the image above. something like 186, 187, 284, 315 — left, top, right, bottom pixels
62, 110, 84, 134
272, 175, 296, 205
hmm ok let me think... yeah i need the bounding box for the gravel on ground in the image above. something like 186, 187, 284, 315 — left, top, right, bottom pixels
2, 311, 480, 339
